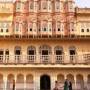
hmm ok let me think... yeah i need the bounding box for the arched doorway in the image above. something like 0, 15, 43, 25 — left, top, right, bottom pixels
40, 75, 51, 90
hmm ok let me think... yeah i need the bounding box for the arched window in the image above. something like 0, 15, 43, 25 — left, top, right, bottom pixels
5, 49, 9, 55
16, 74, 24, 90
69, 46, 76, 55
55, 0, 60, 12
17, 74, 24, 83
39, 45, 51, 55
76, 74, 84, 90
54, 46, 63, 63
28, 22, 33, 32
42, 21, 48, 32
15, 46, 21, 55
16, 2, 21, 11
26, 75, 34, 90
27, 46, 36, 55
7, 74, 14, 83
70, 22, 74, 32
14, 46, 21, 63
57, 22, 61, 32
42, 1, 47, 10
48, 0, 52, 11
69, 46, 76, 63
39, 45, 52, 63
27, 46, 36, 63
29, 1, 34, 10
15, 22, 19, 32
57, 74, 64, 83
67, 74, 74, 83
54, 46, 63, 55
26, 74, 33, 83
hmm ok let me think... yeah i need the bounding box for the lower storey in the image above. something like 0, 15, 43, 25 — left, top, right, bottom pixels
0, 68, 90, 90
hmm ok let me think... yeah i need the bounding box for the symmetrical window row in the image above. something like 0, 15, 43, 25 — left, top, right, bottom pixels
80, 23, 90, 33
0, 45, 76, 56
81, 29, 90, 32
15, 0, 74, 12
14, 21, 65, 33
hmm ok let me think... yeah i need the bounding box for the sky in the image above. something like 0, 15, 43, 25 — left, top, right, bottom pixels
75, 0, 90, 8
0, 0, 90, 8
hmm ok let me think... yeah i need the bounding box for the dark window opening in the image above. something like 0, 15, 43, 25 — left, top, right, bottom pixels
39, 29, 41, 31
6, 29, 8, 32
58, 28, 60, 31
49, 29, 51, 31
40, 75, 51, 90
56, 50, 62, 55
0, 51, 3, 55
81, 29, 84, 32
15, 50, 21, 55
44, 28, 46, 31
87, 29, 89, 32
42, 50, 48, 55
5, 51, 9, 55
1, 29, 3, 32
30, 28, 32, 31
72, 29, 74, 31
70, 50, 75, 55
28, 50, 34, 55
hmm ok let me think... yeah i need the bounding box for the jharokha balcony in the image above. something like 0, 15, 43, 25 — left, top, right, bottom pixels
0, 54, 90, 65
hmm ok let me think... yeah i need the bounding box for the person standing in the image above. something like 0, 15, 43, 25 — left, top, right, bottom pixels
68, 81, 72, 90
64, 79, 69, 90
53, 81, 58, 90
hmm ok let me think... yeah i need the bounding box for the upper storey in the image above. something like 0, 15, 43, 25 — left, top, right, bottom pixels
14, 0, 75, 14
0, 0, 90, 38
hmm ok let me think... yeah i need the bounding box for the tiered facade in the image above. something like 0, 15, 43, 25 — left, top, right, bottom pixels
0, 0, 90, 90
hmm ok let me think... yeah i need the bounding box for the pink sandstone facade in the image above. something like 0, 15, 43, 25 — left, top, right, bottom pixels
0, 0, 90, 90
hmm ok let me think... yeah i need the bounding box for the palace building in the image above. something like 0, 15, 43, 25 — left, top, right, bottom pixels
0, 0, 90, 90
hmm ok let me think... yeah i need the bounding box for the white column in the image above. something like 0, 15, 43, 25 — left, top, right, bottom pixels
64, 74, 67, 80
14, 75, 17, 90
3, 75, 7, 90
52, 46, 55, 64
74, 75, 77, 90
33, 73, 36, 90
36, 46, 40, 64
22, 48, 26, 63
34, 74, 40, 90
51, 74, 57, 90
24, 75, 26, 90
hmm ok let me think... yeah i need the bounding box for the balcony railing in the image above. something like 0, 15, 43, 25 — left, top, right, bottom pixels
0, 32, 90, 39
27, 55, 36, 64
0, 54, 89, 64
0, 82, 90, 90
55, 55, 64, 64
40, 55, 51, 64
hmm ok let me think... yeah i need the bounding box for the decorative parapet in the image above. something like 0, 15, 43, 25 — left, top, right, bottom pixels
76, 7, 90, 15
